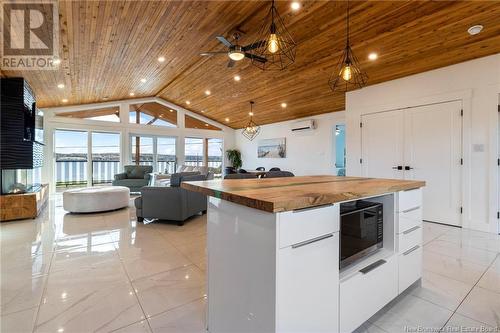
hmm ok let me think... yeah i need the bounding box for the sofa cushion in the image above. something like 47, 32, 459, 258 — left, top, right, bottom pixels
170, 172, 201, 187
124, 165, 153, 179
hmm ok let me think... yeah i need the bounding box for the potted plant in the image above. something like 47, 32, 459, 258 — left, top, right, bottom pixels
225, 149, 242, 174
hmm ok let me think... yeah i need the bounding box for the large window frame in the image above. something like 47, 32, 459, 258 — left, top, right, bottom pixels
129, 134, 177, 173
54, 129, 122, 189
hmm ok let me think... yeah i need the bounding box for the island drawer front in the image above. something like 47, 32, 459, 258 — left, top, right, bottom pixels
398, 225, 422, 254
277, 232, 339, 332
278, 204, 339, 249
398, 188, 422, 213
398, 245, 422, 293
398, 207, 422, 234
340, 256, 398, 333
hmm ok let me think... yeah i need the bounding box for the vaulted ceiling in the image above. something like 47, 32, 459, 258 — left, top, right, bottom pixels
2, 1, 500, 128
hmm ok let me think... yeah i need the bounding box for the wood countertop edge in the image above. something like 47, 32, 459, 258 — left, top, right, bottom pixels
182, 178, 425, 213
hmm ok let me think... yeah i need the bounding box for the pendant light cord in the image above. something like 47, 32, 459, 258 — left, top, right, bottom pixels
346, 0, 350, 46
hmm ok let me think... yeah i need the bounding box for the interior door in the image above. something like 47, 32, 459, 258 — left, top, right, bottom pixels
403, 101, 462, 225
361, 110, 404, 179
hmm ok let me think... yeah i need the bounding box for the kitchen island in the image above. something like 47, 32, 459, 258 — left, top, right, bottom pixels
182, 176, 425, 333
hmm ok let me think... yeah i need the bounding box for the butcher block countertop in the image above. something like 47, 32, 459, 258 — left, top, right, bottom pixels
182, 175, 425, 213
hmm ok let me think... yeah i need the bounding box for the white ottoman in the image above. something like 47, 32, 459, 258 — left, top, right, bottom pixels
63, 186, 130, 213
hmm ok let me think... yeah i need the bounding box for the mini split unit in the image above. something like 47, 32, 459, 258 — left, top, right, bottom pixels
290, 119, 316, 132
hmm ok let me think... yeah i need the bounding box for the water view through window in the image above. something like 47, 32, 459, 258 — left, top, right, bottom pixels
55, 130, 88, 188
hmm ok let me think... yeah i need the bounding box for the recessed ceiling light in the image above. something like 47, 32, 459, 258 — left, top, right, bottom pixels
368, 52, 378, 61
57, 83, 65, 89
205, 123, 209, 127
103, 96, 109, 100
291, 2, 301, 11
158, 56, 166, 62
234, 75, 241, 81
467, 25, 483, 35
205, 90, 211, 95
169, 109, 174, 112
201, 110, 205, 113
186, 100, 191, 105
140, 78, 146, 83
61, 99, 68, 103
53, 58, 61, 65
225, 118, 230, 122
281, 102, 287, 108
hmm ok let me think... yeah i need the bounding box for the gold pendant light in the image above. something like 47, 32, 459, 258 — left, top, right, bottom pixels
250, 0, 297, 71
329, 1, 368, 92
242, 101, 261, 141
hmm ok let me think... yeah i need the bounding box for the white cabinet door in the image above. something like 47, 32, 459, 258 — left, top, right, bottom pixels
277, 232, 339, 333
403, 101, 462, 225
361, 111, 405, 179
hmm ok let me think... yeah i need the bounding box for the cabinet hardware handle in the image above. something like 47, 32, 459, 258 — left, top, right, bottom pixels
392, 166, 403, 170
292, 203, 333, 213
404, 166, 414, 170
291, 233, 333, 249
402, 206, 420, 213
403, 245, 420, 256
403, 225, 421, 235
359, 259, 387, 274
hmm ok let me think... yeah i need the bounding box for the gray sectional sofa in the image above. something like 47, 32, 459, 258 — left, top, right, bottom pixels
134, 172, 211, 225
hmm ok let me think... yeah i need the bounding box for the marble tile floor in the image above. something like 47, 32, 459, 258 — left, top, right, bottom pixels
1, 197, 499, 333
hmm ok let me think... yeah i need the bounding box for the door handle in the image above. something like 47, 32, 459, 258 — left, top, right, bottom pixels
404, 166, 414, 170
359, 259, 387, 274
392, 166, 403, 170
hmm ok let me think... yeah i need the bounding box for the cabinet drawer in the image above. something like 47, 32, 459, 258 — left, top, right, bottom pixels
340, 256, 398, 333
398, 188, 422, 213
278, 204, 339, 249
398, 246, 422, 293
277, 232, 339, 332
398, 225, 422, 254
398, 207, 422, 234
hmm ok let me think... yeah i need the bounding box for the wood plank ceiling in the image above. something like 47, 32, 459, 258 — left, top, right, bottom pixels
2, 1, 499, 129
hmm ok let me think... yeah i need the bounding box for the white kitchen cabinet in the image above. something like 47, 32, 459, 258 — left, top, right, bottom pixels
398, 245, 423, 292
277, 232, 339, 332
340, 256, 398, 333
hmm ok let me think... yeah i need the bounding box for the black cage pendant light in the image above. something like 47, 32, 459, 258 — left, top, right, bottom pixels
328, 1, 368, 92
242, 101, 261, 141
251, 0, 297, 71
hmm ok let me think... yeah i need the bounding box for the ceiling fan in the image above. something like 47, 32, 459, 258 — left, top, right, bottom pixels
200, 33, 267, 68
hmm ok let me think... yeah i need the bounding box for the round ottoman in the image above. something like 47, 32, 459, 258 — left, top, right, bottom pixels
63, 186, 130, 213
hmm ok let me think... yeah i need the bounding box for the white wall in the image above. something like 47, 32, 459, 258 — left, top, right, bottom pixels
346, 54, 500, 233
234, 112, 345, 175
42, 97, 235, 193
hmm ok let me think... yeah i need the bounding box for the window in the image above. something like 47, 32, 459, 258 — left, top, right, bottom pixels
207, 138, 223, 178
157, 137, 176, 174
130, 135, 177, 173
131, 135, 154, 166
185, 115, 221, 131
55, 130, 88, 188
184, 137, 204, 167
55, 107, 120, 123
91, 132, 120, 185
129, 102, 177, 127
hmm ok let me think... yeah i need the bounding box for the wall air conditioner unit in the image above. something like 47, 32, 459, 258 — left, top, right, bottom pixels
290, 119, 316, 132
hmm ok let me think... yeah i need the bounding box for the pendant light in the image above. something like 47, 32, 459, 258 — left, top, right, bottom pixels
250, 0, 297, 71
242, 101, 261, 141
328, 1, 368, 92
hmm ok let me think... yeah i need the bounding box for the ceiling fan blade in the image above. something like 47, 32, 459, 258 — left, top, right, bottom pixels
245, 53, 267, 63
200, 51, 227, 56
216, 36, 233, 47
242, 40, 266, 51
227, 59, 235, 68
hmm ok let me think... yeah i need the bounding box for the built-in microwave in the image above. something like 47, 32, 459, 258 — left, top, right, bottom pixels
340, 200, 383, 269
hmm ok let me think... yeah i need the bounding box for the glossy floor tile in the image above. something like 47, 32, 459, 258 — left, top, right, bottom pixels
1, 196, 499, 333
